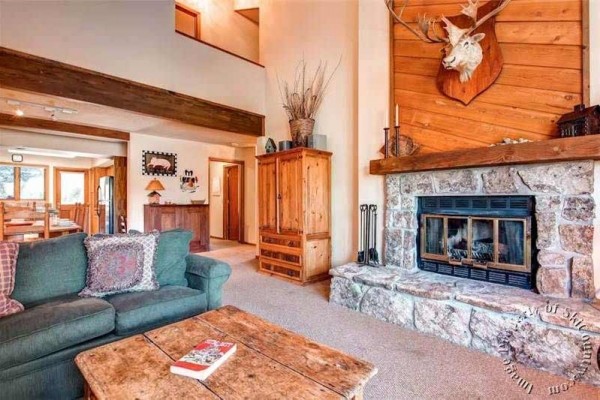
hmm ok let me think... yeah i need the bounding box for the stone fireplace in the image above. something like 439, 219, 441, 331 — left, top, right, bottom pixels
330, 160, 600, 387
384, 161, 597, 299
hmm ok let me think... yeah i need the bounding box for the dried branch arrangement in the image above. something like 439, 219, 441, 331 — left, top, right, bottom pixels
278, 59, 341, 121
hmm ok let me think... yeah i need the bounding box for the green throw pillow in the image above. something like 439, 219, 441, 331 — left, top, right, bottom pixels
12, 233, 88, 306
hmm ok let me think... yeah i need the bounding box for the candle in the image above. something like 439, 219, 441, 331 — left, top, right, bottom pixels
395, 104, 399, 127
385, 111, 389, 128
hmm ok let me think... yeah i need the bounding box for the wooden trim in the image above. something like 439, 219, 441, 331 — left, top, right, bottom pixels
0, 46, 265, 136
255, 147, 332, 160
582, 0, 590, 104
208, 157, 245, 244
0, 113, 129, 141
369, 135, 600, 175
0, 162, 49, 202
175, 31, 264, 68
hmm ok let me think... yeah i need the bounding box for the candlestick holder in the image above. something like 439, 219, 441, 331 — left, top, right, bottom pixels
383, 127, 390, 158
394, 126, 400, 157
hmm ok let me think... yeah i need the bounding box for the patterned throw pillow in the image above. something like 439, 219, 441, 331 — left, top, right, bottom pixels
80, 232, 160, 298
0, 242, 23, 318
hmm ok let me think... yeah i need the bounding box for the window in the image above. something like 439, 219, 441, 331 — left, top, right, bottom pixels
57, 170, 86, 205
0, 164, 47, 201
175, 3, 201, 39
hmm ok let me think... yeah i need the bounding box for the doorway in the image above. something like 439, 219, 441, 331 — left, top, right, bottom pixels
208, 158, 245, 247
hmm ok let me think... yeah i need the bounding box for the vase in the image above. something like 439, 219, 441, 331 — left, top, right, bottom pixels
289, 118, 315, 148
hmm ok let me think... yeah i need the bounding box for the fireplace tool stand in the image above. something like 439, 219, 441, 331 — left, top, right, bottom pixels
357, 203, 380, 266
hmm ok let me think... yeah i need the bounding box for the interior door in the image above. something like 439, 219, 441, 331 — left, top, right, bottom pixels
54, 168, 90, 230
277, 154, 302, 234
258, 158, 277, 232
224, 165, 240, 241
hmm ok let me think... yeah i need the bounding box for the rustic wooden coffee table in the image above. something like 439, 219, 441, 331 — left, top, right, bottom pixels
76, 305, 377, 399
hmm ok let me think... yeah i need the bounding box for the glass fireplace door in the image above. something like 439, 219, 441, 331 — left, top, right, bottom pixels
421, 214, 531, 273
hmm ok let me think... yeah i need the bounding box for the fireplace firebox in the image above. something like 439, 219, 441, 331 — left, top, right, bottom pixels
417, 196, 536, 290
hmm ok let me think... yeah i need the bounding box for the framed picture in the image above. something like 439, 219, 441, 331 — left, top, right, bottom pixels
142, 151, 178, 176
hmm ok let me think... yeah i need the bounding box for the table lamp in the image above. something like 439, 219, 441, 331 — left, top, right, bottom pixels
145, 178, 165, 204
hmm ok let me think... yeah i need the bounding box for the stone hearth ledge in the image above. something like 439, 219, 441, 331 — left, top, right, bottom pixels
330, 264, 600, 386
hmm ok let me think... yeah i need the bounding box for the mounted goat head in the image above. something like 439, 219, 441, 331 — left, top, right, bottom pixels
386, 0, 511, 83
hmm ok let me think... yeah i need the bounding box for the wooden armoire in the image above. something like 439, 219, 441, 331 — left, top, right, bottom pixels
257, 147, 332, 284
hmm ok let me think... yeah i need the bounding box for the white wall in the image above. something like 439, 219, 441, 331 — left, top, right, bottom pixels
181, 0, 259, 62
127, 133, 256, 244
357, 0, 388, 261
234, 0, 259, 9
0, 0, 265, 115
260, 0, 358, 266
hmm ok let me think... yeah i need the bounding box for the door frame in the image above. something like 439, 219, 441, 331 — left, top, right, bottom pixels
208, 157, 245, 243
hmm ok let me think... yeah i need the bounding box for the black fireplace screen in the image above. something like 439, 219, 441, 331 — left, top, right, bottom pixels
417, 196, 535, 289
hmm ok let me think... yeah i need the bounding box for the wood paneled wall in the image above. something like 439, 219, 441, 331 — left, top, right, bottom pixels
391, 0, 586, 154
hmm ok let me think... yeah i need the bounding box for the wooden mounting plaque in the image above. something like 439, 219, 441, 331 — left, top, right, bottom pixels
370, 135, 600, 175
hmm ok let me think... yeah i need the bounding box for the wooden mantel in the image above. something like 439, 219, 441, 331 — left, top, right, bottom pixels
370, 136, 600, 175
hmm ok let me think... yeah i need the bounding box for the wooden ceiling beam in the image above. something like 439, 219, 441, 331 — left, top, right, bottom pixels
0, 47, 265, 136
0, 113, 130, 141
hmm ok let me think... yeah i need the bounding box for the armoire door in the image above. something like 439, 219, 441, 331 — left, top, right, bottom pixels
258, 158, 277, 232
277, 154, 302, 233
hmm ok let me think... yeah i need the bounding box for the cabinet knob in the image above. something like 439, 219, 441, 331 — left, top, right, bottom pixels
277, 194, 282, 200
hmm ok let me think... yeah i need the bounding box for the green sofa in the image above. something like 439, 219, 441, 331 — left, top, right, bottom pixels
0, 230, 231, 400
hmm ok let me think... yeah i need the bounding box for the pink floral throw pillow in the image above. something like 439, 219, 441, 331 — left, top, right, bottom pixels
80, 232, 160, 298
0, 242, 23, 318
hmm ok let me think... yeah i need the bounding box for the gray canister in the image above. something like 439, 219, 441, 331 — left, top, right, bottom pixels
307, 134, 327, 150
279, 140, 293, 151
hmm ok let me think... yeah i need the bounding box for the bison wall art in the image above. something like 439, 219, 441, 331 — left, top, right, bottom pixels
142, 151, 178, 176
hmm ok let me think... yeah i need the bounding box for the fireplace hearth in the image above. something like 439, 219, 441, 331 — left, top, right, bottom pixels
417, 196, 536, 289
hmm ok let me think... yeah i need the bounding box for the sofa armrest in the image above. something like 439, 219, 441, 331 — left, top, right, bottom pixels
185, 254, 232, 310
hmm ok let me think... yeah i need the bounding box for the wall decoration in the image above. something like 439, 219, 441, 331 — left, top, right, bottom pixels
142, 151, 177, 176
180, 169, 199, 193
386, 0, 511, 104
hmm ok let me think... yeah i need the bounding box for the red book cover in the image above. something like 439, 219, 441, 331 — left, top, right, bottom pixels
170, 339, 236, 380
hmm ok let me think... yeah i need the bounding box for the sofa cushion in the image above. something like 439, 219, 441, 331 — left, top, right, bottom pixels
0, 242, 23, 318
12, 233, 88, 306
154, 229, 192, 287
0, 295, 115, 370
106, 286, 206, 336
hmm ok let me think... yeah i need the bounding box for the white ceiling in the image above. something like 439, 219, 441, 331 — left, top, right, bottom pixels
0, 88, 259, 146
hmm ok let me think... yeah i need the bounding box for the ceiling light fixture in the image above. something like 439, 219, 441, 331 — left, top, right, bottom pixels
2, 97, 78, 118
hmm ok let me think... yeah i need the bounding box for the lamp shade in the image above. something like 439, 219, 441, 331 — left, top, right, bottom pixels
145, 178, 165, 191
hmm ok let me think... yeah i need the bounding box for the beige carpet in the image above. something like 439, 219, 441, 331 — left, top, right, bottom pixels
203, 244, 600, 400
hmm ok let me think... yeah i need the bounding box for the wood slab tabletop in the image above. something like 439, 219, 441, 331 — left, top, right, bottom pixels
75, 305, 377, 400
